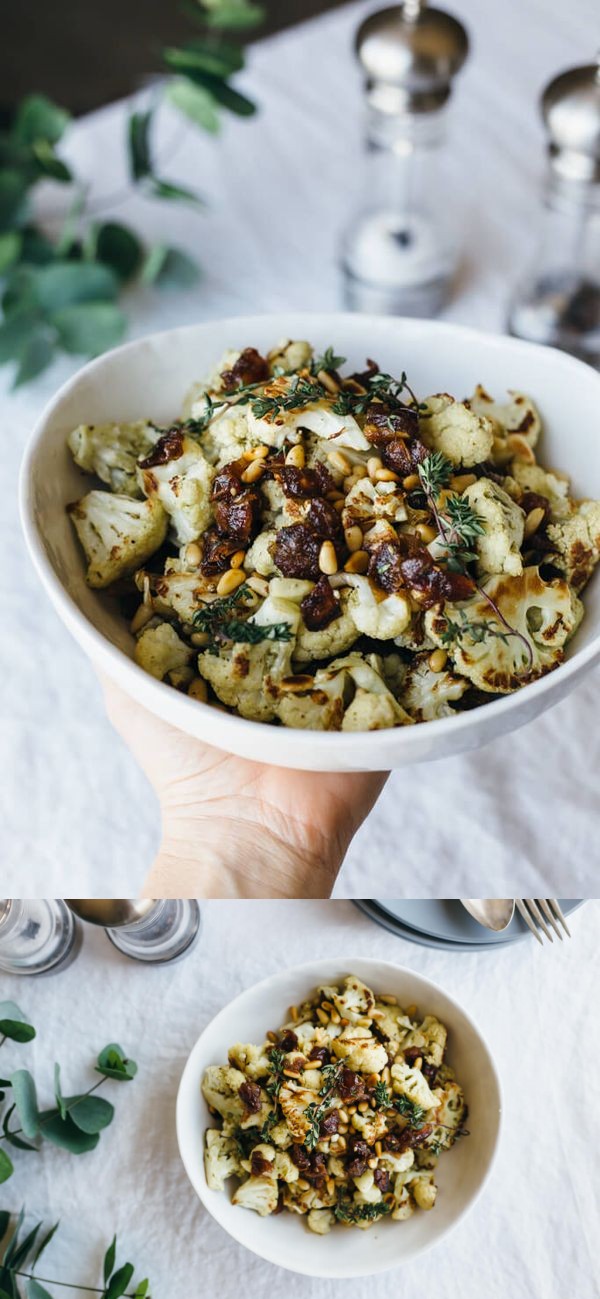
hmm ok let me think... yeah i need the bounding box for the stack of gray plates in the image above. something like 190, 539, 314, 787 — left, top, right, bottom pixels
355, 899, 582, 952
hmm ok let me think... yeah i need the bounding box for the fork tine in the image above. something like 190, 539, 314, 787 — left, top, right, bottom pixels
548, 899, 571, 937
538, 899, 563, 940
516, 899, 544, 945
526, 899, 553, 942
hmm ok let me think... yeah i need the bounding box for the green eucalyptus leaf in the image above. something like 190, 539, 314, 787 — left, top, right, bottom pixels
95, 222, 143, 280
26, 1280, 54, 1299
52, 301, 126, 356
0, 1212, 9, 1242
104, 1235, 117, 1284
133, 1282, 149, 1298
19, 226, 55, 265
13, 95, 70, 146
0, 170, 29, 231
34, 260, 119, 311
128, 110, 153, 181
6, 1222, 41, 1271
0, 232, 22, 275
105, 1263, 134, 1299
0, 312, 40, 365
31, 1221, 59, 1269
163, 40, 244, 77
53, 1064, 66, 1120
141, 244, 199, 289
167, 77, 221, 133
0, 1148, 14, 1183
14, 329, 55, 386
37, 1110, 100, 1153
148, 178, 202, 205
32, 140, 72, 183
203, 2, 265, 30
190, 73, 256, 117
67, 1093, 114, 1134
96, 1045, 138, 1081
10, 1069, 40, 1138
2, 265, 38, 314
0, 1003, 36, 1042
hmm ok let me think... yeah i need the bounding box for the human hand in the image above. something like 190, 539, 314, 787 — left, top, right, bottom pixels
102, 680, 388, 899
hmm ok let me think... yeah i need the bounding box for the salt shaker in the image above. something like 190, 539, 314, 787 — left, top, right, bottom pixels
341, 0, 469, 316
0, 900, 82, 975
508, 59, 600, 365
66, 899, 201, 964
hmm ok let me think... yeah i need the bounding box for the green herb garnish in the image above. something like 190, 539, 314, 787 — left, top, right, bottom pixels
334, 1196, 392, 1224
311, 346, 347, 374
192, 584, 293, 652
393, 1095, 428, 1129
265, 1048, 285, 1100
373, 1081, 392, 1109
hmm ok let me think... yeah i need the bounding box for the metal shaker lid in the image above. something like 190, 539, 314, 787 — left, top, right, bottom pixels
356, 0, 469, 113
542, 58, 600, 182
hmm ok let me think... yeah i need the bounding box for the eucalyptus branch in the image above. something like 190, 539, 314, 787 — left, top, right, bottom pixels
10, 1270, 142, 1297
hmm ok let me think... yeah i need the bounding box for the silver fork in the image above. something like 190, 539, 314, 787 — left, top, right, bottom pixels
516, 899, 571, 946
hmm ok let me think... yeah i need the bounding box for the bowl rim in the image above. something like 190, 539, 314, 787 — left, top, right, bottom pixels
175, 954, 503, 1278
19, 311, 600, 761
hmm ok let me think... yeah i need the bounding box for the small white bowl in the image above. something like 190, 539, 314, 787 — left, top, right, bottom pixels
20, 313, 600, 771
176, 957, 502, 1278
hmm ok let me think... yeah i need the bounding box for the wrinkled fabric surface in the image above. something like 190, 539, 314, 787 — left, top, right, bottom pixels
1, 0, 599, 895
1, 900, 597, 1297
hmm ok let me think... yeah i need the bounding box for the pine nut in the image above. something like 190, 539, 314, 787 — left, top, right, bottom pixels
319, 540, 338, 575
367, 455, 383, 479
229, 550, 246, 569
402, 474, 421, 491
347, 1105, 357, 1115
338, 1122, 349, 1135
378, 995, 397, 1005
353, 464, 368, 479
246, 444, 270, 460
344, 550, 369, 574
216, 568, 246, 597
330, 1009, 341, 1024
336, 1137, 347, 1151
326, 488, 345, 502
286, 444, 305, 468
374, 467, 399, 483
333, 498, 346, 513
318, 368, 341, 394
429, 648, 448, 673
338, 1108, 350, 1123
247, 573, 269, 597
415, 523, 437, 543
266, 1030, 278, 1043
289, 1005, 299, 1021
328, 450, 352, 476
130, 602, 154, 634
188, 678, 208, 702
382, 1067, 391, 1084
190, 630, 210, 647
339, 1017, 349, 1026
297, 1178, 310, 1191
406, 1004, 417, 1017
524, 506, 545, 538
375, 1140, 383, 1157
344, 525, 364, 552
413, 1057, 423, 1070
450, 472, 477, 492
241, 458, 266, 484
343, 474, 357, 493
368, 1156, 378, 1169
358, 1101, 369, 1113
321, 1000, 333, 1011
185, 541, 202, 566
317, 1008, 329, 1025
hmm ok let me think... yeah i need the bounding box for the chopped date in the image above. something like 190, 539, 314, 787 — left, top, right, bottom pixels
368, 540, 405, 594
373, 1168, 391, 1193
139, 427, 184, 468
346, 1154, 368, 1177
290, 1143, 312, 1173
220, 346, 269, 392
308, 1046, 331, 1065
381, 438, 413, 477
200, 527, 242, 576
520, 491, 551, 527
212, 462, 246, 499
350, 358, 380, 386
345, 1134, 371, 1176
337, 1068, 369, 1102
273, 1189, 285, 1215
271, 462, 334, 499
319, 1109, 339, 1136
403, 1046, 424, 1066
214, 494, 259, 544
383, 1124, 433, 1153
422, 1062, 438, 1086
364, 402, 419, 445
306, 497, 343, 540
238, 1080, 263, 1113
301, 575, 340, 631
278, 1029, 299, 1052
400, 552, 475, 607
274, 523, 322, 579
251, 1149, 273, 1176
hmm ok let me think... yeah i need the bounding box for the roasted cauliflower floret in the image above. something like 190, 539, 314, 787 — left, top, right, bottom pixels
335, 653, 413, 730
67, 420, 158, 496
232, 1172, 279, 1217
462, 478, 525, 576
420, 393, 494, 467
332, 975, 375, 1024
268, 339, 313, 373
244, 530, 278, 576
332, 1027, 388, 1074
307, 1208, 335, 1235
198, 591, 298, 719
391, 1060, 438, 1110
204, 1128, 242, 1191
411, 1174, 437, 1210
201, 1065, 247, 1120
350, 1109, 389, 1145
511, 461, 572, 518
134, 622, 193, 681
425, 566, 583, 693
136, 569, 211, 624
295, 593, 357, 665
547, 501, 600, 591
345, 574, 412, 641
352, 1170, 382, 1204
276, 661, 349, 731
402, 656, 468, 721
228, 1043, 272, 1080
467, 385, 541, 449
67, 490, 168, 588
342, 477, 407, 530
136, 433, 214, 544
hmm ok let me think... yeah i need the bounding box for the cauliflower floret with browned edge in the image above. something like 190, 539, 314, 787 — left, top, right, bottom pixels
233, 1172, 279, 1217
547, 501, 600, 591
420, 393, 494, 467
425, 566, 583, 693
380, 1149, 415, 1176
135, 569, 212, 625
342, 477, 407, 530
273, 1150, 300, 1183
276, 665, 348, 731
67, 490, 168, 589
201, 1065, 247, 1121
307, 1208, 335, 1235
136, 433, 214, 544
268, 339, 313, 373
331, 1026, 388, 1074
198, 591, 299, 719
279, 1085, 322, 1142
462, 478, 525, 577
228, 1042, 272, 1080
295, 593, 358, 665
350, 1109, 390, 1145
244, 530, 278, 576
511, 462, 571, 518
336, 653, 414, 730
352, 1170, 383, 1204
68, 420, 159, 497
332, 975, 375, 1024
402, 656, 468, 722
391, 1059, 439, 1110
411, 1174, 437, 1209
204, 1128, 242, 1192
345, 575, 412, 641
467, 385, 541, 449
429, 1080, 466, 1151
134, 622, 193, 681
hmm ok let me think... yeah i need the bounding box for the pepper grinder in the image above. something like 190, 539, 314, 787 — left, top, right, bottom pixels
508, 58, 600, 365
341, 0, 469, 316
66, 899, 201, 964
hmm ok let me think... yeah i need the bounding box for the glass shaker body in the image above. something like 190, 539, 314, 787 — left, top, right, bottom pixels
0, 899, 81, 975
508, 171, 600, 366
341, 104, 459, 316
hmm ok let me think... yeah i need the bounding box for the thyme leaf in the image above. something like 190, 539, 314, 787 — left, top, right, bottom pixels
393, 1095, 428, 1129
192, 584, 293, 650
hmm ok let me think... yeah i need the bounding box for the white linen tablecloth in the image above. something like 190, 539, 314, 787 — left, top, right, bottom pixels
2, 0, 599, 896
0, 899, 598, 1298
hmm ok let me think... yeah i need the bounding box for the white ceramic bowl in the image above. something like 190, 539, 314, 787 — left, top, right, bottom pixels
176, 956, 501, 1278
20, 313, 600, 771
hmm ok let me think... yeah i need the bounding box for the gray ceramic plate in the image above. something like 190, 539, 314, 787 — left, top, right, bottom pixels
355, 900, 583, 952
375, 899, 582, 945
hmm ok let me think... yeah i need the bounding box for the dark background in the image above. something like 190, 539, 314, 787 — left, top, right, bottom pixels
2, 0, 348, 118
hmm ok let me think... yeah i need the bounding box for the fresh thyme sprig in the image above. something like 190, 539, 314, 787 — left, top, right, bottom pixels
334, 1196, 392, 1224
439, 609, 514, 649
265, 1048, 286, 1101
373, 1081, 391, 1109
192, 584, 293, 651
311, 347, 347, 374
331, 367, 422, 419
303, 1060, 346, 1151
247, 374, 326, 419
393, 1095, 428, 1129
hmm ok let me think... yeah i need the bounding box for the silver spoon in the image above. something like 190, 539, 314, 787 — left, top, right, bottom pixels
460, 899, 515, 931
